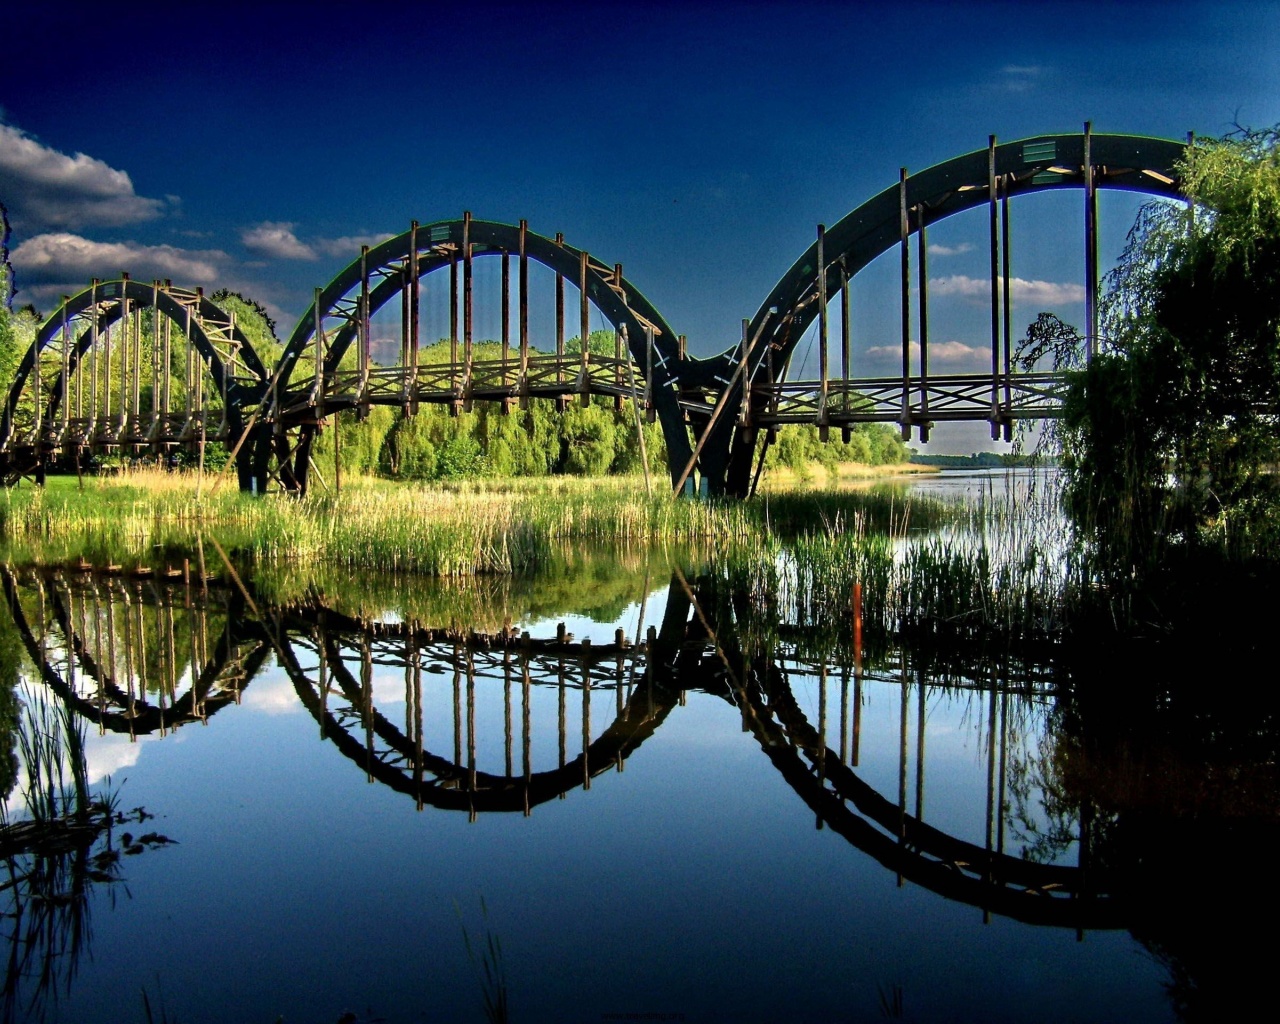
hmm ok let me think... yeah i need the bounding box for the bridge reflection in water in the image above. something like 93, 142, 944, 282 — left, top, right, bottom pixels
3, 562, 1109, 933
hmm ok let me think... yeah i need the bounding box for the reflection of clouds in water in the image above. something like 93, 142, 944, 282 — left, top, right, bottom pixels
84, 732, 143, 786
4, 728, 144, 815
242, 675, 303, 715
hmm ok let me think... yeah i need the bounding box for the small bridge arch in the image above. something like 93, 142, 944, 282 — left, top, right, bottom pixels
0, 278, 269, 487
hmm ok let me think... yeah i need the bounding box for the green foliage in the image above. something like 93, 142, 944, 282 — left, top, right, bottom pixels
1062, 125, 1280, 565
317, 332, 668, 484
765, 422, 909, 477
210, 289, 282, 369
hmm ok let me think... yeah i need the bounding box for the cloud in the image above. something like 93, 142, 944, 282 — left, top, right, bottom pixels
241, 221, 317, 260
998, 65, 1046, 92
312, 233, 393, 259
929, 274, 1084, 305
10, 232, 229, 307
0, 121, 171, 231
242, 676, 304, 715
866, 339, 985, 365
240, 223, 393, 263
927, 242, 973, 257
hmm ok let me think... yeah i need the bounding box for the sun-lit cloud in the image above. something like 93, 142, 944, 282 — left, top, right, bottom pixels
241, 221, 317, 260
10, 232, 229, 307
866, 339, 985, 365
927, 241, 973, 257
0, 121, 172, 231
929, 274, 1084, 305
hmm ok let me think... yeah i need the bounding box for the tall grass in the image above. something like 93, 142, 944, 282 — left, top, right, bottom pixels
0, 470, 962, 578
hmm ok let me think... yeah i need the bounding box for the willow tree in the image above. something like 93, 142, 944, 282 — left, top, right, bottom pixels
1062, 126, 1280, 563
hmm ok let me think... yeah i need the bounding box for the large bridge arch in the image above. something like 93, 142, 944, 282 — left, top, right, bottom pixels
255, 216, 695, 494
696, 129, 1188, 495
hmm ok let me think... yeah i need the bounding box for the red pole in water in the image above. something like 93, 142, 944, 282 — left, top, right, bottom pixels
852, 581, 863, 667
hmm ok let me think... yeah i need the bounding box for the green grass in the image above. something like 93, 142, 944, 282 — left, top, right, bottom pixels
0, 469, 964, 578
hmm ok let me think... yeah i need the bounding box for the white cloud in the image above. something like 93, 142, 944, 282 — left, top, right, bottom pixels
84, 732, 145, 786
998, 65, 1046, 92
929, 274, 1084, 305
312, 233, 393, 259
240, 224, 393, 263
927, 242, 973, 257
242, 675, 304, 715
10, 232, 229, 307
0, 121, 171, 231
241, 221, 317, 260
866, 339, 985, 365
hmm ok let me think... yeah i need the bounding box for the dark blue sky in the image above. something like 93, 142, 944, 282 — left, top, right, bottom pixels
2, 1, 1277, 448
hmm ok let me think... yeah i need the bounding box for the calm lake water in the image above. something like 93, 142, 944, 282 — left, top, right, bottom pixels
1, 476, 1273, 1023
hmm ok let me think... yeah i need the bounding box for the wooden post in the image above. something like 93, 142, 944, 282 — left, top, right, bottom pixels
1001, 179, 1013, 441
840, 260, 851, 424
463, 210, 473, 381
899, 169, 911, 441
645, 325, 655, 423
817, 223, 829, 442
917, 207, 930, 443
1084, 121, 1099, 360
621, 325, 652, 498
988, 135, 1001, 439
409, 220, 420, 385
501, 249, 511, 389
579, 250, 590, 407
519, 220, 529, 392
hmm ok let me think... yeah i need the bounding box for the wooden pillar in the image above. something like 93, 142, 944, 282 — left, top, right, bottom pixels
840, 260, 851, 427
1084, 121, 1099, 360
579, 250, 590, 407
519, 220, 530, 393
988, 135, 1001, 439
501, 249, 511, 388
409, 220, 420, 381
360, 245, 371, 395
1001, 181, 1013, 441
817, 223, 829, 442
555, 233, 565, 389
899, 168, 911, 441
463, 211, 473, 377
449, 248, 459, 396
89, 280, 100, 433
917, 207, 930, 443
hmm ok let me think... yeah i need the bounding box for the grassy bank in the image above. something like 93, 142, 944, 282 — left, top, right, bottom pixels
0, 469, 964, 577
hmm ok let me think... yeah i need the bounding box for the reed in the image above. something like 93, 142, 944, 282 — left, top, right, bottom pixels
0, 473, 959, 578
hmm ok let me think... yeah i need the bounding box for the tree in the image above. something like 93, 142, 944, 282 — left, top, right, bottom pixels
1061, 126, 1280, 561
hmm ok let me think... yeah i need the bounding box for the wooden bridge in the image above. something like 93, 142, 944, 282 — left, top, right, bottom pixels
0, 126, 1187, 496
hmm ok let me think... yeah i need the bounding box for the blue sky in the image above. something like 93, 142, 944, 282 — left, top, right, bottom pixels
2, 1, 1277, 450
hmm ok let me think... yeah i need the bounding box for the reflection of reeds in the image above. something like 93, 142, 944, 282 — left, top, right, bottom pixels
457, 897, 510, 1024
0, 686, 165, 1024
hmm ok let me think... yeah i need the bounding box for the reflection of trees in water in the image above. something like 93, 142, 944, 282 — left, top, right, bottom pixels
251, 544, 673, 633
0, 690, 169, 1024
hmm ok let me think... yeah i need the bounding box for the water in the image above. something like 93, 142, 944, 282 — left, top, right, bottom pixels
0, 537, 1273, 1023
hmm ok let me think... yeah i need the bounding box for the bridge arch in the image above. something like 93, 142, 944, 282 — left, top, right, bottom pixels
700, 129, 1189, 495
255, 216, 695, 494
0, 279, 269, 487
273, 603, 681, 814
1, 565, 270, 737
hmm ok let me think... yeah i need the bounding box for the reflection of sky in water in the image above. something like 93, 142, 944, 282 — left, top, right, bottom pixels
9, 567, 1169, 1024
